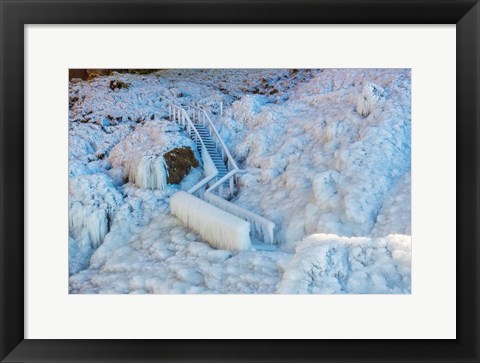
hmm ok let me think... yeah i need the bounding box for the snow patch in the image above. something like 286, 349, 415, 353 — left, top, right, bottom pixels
278, 233, 411, 294
230, 95, 270, 128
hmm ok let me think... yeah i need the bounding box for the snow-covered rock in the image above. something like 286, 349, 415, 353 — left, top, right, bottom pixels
109, 121, 199, 190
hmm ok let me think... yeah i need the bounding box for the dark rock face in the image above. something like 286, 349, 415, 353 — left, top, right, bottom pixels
69, 69, 161, 81
109, 80, 130, 91
163, 147, 199, 184
69, 69, 89, 81
69, 69, 113, 81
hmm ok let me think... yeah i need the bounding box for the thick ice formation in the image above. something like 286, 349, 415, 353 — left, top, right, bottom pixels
204, 193, 275, 245
110, 121, 198, 190
356, 82, 386, 117
68, 173, 123, 274
277, 233, 411, 294
371, 172, 411, 237
171, 191, 251, 251
224, 69, 411, 241
69, 122, 134, 178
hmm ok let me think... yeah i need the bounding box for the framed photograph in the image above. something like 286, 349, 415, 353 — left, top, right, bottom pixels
1, 0, 478, 362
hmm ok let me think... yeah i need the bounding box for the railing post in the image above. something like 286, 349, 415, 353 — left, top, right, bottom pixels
229, 177, 234, 196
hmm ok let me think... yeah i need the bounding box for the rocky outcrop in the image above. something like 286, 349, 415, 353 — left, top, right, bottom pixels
164, 147, 199, 184
69, 69, 161, 81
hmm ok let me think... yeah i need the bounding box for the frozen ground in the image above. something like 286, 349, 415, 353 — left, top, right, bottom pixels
69, 69, 411, 293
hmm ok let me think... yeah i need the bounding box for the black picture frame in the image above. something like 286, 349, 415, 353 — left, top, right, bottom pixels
1, 1, 478, 362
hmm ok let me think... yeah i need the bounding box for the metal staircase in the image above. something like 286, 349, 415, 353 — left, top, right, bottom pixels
189, 124, 230, 193
168, 102, 276, 250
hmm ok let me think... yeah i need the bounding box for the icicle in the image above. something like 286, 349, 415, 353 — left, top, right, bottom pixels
204, 193, 275, 245
127, 155, 169, 190
170, 191, 251, 251
356, 83, 386, 117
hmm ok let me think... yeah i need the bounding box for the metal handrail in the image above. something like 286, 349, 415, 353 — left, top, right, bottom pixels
188, 105, 240, 171
169, 104, 207, 151
204, 193, 275, 245
169, 102, 276, 245
169, 103, 218, 196
188, 146, 218, 196
206, 169, 238, 193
